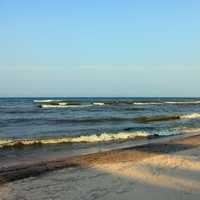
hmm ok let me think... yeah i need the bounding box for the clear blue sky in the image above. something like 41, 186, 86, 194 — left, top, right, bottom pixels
0, 0, 199, 97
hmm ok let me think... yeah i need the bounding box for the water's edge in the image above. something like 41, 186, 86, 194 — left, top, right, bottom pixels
0, 128, 200, 184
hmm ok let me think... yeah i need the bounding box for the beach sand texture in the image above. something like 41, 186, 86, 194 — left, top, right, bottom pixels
0, 135, 200, 200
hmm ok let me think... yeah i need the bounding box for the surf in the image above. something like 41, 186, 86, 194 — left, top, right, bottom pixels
0, 131, 151, 149
135, 113, 200, 123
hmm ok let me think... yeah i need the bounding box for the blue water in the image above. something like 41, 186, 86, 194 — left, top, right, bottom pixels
1, 97, 200, 167
0, 97, 200, 141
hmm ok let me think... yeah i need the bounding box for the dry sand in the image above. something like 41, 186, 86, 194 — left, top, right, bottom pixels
0, 134, 200, 200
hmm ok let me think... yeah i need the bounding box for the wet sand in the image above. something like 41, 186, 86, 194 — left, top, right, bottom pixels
0, 133, 200, 200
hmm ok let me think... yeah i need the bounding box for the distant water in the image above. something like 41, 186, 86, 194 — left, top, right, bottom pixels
1, 97, 200, 167
1, 97, 200, 148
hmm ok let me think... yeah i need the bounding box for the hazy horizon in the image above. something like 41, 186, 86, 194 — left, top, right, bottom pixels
0, 96, 200, 98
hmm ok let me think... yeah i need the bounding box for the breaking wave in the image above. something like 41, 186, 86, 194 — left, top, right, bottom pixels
0, 131, 150, 148
181, 113, 200, 119
35, 99, 200, 108
165, 101, 200, 104
40, 104, 91, 108
37, 101, 106, 108
135, 113, 200, 123
34, 99, 63, 103
93, 102, 105, 106
133, 102, 162, 105
134, 101, 200, 105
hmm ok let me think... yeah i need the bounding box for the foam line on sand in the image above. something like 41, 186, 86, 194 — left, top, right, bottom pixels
0, 128, 200, 184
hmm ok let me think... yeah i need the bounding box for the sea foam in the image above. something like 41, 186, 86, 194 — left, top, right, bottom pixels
0, 131, 150, 148
135, 113, 200, 123
40, 104, 91, 108
93, 102, 105, 106
34, 99, 63, 103
181, 113, 200, 119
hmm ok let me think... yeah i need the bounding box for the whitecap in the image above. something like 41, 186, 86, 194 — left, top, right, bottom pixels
0, 131, 150, 148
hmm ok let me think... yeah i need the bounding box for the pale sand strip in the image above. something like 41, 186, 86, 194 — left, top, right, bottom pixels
0, 132, 200, 199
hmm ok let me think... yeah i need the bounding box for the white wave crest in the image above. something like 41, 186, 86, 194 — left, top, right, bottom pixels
133, 102, 162, 105
93, 102, 105, 106
34, 99, 63, 103
0, 131, 150, 148
181, 113, 200, 119
165, 101, 200, 104
40, 104, 91, 108
133, 101, 200, 105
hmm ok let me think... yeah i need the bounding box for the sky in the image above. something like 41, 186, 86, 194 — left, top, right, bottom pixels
0, 0, 200, 97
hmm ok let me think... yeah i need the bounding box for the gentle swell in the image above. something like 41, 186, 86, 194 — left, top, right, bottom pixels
2, 117, 135, 125
4, 114, 200, 125
0, 131, 150, 148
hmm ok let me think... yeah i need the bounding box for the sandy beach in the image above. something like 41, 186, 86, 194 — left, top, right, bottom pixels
1, 0, 200, 199
0, 133, 200, 200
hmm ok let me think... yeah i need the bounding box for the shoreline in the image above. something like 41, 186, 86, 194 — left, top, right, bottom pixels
1, 129, 200, 184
